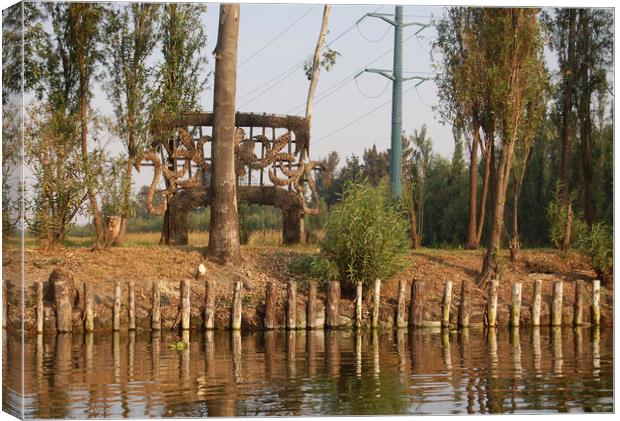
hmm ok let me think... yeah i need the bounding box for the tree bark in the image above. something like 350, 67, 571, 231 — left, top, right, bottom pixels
466, 118, 481, 249
208, 4, 241, 264
264, 281, 276, 330
326, 281, 340, 328
306, 281, 317, 329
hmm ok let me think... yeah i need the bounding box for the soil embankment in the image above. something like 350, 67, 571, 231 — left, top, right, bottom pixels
2, 246, 613, 332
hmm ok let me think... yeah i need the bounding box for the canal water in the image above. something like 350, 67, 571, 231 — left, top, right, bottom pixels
2, 327, 613, 417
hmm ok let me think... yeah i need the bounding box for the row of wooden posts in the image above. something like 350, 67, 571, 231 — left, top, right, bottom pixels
3, 276, 602, 333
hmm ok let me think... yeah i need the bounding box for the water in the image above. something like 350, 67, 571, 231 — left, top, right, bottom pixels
2, 327, 613, 417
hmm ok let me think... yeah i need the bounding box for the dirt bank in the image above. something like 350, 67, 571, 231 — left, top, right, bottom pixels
2, 245, 612, 332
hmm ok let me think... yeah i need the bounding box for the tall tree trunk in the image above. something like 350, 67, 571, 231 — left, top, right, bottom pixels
577, 10, 595, 227
559, 10, 577, 203
466, 118, 481, 249
79, 61, 105, 247
113, 156, 133, 246
509, 149, 530, 262
479, 135, 516, 287
208, 4, 241, 264
305, 5, 331, 132
476, 133, 493, 245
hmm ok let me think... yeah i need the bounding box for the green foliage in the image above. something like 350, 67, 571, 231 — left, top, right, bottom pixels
575, 223, 613, 282
321, 181, 409, 289
304, 48, 340, 80
288, 255, 339, 287
546, 186, 587, 250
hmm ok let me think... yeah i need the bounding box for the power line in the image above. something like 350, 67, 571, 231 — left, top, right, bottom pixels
236, 6, 383, 106
238, 6, 318, 69
285, 33, 420, 115
311, 84, 416, 146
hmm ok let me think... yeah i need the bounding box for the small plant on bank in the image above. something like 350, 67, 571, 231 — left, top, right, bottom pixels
288, 254, 339, 288
575, 223, 613, 285
320, 180, 409, 290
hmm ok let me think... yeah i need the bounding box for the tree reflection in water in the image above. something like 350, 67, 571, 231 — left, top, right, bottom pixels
1, 326, 613, 418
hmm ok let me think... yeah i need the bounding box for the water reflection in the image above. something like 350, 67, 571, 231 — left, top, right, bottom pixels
2, 327, 613, 418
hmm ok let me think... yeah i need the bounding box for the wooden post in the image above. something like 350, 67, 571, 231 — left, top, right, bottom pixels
531, 279, 542, 327
458, 281, 470, 328
264, 281, 276, 330
113, 280, 121, 331
574, 280, 584, 326
286, 281, 297, 330
591, 280, 600, 326
306, 281, 317, 329
128, 280, 136, 331
2, 281, 7, 329
204, 279, 215, 330
441, 280, 452, 328
410, 280, 424, 327
396, 279, 407, 328
551, 281, 563, 326
355, 281, 363, 329
180, 279, 191, 330
326, 281, 340, 328
151, 281, 161, 331
510, 282, 522, 327
54, 279, 73, 333
84, 282, 94, 332
231, 281, 242, 330
36, 282, 44, 334
371, 279, 381, 329
484, 280, 499, 327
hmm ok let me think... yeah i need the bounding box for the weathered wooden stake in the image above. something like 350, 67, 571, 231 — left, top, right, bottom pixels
396, 279, 407, 328
355, 281, 363, 329
326, 281, 340, 328
410, 280, 424, 327
286, 281, 297, 330
36, 282, 44, 334
573, 280, 584, 326
306, 281, 317, 330
264, 281, 276, 330
531, 279, 542, 326
371, 279, 381, 329
231, 281, 242, 330
551, 281, 563, 326
510, 282, 522, 327
54, 279, 73, 333
441, 280, 452, 328
204, 279, 215, 330
128, 280, 136, 331
151, 281, 161, 331
484, 280, 499, 327
458, 281, 470, 328
180, 279, 191, 330
591, 280, 600, 326
84, 282, 94, 332
113, 280, 121, 331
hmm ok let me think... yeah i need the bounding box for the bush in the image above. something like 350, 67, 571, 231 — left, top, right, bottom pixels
321, 180, 409, 289
288, 254, 339, 288
576, 223, 613, 285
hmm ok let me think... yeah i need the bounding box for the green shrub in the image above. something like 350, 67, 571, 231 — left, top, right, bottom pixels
576, 223, 613, 284
320, 180, 409, 289
288, 255, 338, 288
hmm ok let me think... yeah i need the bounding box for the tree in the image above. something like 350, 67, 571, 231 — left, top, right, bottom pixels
574, 9, 613, 227
435, 8, 495, 249
208, 4, 241, 264
103, 3, 160, 245
156, 3, 209, 244
66, 3, 107, 247
402, 125, 433, 248
479, 9, 546, 286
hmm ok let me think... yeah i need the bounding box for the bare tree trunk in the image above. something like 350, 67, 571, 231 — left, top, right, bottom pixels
208, 4, 241, 264
476, 134, 493, 245
79, 66, 105, 247
509, 149, 530, 262
466, 119, 481, 249
305, 5, 331, 131
479, 131, 517, 287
